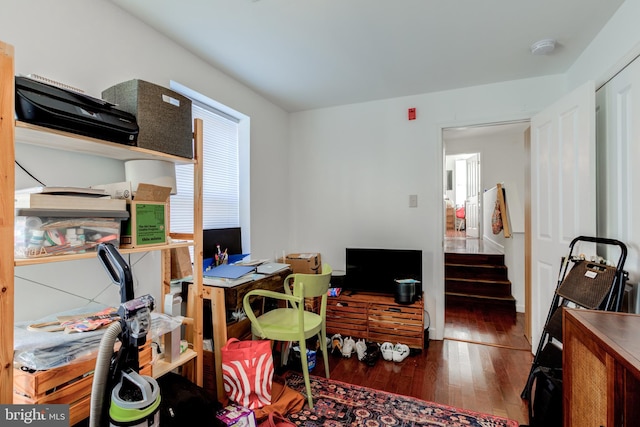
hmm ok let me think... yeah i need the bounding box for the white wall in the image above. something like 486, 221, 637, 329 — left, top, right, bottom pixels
566, 0, 640, 91
3, 0, 291, 321
289, 76, 565, 339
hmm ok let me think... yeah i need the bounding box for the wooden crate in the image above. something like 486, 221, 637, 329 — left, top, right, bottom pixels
227, 317, 253, 340
326, 298, 368, 338
368, 302, 424, 348
224, 270, 290, 312
325, 293, 424, 348
14, 343, 152, 426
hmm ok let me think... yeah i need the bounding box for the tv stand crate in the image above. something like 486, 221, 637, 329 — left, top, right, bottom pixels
326, 292, 424, 349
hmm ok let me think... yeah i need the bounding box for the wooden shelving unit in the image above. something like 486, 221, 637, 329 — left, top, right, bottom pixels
0, 39, 204, 412
0, 39, 16, 406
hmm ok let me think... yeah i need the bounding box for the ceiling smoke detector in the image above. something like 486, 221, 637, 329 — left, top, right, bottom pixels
530, 39, 556, 55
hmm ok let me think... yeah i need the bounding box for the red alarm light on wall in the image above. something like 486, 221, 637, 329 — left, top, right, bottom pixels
408, 108, 416, 120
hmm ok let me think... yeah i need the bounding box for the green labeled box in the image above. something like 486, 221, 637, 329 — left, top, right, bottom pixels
121, 183, 171, 248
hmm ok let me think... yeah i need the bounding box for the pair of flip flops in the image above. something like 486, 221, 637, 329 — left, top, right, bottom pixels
380, 342, 410, 362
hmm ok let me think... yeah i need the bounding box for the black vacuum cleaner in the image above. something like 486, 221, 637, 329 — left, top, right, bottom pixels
90, 243, 221, 426
89, 243, 160, 427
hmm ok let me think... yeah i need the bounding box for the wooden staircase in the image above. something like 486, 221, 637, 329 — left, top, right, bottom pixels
445, 252, 516, 312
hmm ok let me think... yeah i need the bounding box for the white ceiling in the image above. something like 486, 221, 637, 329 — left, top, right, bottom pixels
109, 0, 624, 112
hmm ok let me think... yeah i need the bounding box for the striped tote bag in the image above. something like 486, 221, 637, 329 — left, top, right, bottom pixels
221, 338, 274, 409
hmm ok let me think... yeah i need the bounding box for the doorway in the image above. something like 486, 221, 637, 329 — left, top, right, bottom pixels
442, 120, 530, 347
444, 152, 481, 239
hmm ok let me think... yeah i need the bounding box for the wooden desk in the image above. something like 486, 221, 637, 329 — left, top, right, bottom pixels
202, 269, 291, 401
563, 309, 640, 426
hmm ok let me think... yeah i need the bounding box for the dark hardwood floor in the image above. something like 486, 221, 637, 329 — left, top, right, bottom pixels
306, 304, 532, 425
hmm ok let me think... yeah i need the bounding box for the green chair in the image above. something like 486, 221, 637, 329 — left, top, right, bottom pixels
242, 264, 332, 409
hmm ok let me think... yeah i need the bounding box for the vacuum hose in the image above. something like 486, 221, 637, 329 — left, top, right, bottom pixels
89, 321, 123, 427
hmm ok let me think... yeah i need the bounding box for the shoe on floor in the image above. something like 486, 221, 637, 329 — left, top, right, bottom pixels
392, 343, 410, 362
355, 339, 367, 361
342, 337, 356, 358
363, 342, 380, 366
330, 334, 343, 357
380, 342, 394, 361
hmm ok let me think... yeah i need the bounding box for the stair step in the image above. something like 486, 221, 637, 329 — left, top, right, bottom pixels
445, 252, 505, 266
446, 292, 516, 311
444, 251, 515, 314
446, 278, 512, 298
445, 264, 509, 281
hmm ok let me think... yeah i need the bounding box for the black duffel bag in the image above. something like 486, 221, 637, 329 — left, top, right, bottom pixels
527, 366, 563, 427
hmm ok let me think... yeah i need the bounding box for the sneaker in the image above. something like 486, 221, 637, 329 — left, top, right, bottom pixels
363, 342, 381, 366
355, 339, 367, 361
342, 337, 356, 358
380, 342, 394, 361
330, 334, 343, 357
392, 343, 410, 362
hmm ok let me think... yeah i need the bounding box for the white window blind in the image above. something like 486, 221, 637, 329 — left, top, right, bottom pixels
170, 101, 240, 234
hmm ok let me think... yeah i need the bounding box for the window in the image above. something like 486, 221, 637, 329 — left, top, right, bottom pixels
170, 99, 241, 236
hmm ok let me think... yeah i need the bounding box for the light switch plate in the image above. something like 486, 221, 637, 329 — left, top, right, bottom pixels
409, 194, 418, 207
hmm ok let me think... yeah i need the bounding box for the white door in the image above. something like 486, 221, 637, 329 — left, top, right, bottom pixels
465, 154, 480, 238
530, 81, 596, 351
596, 56, 640, 285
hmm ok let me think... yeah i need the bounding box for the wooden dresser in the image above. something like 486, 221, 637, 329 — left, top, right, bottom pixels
563, 308, 640, 426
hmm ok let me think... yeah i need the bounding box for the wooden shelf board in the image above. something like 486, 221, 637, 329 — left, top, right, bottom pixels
152, 348, 197, 378
15, 121, 195, 165
15, 240, 194, 266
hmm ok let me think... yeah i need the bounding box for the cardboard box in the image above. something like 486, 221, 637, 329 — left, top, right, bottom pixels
102, 79, 193, 159
285, 253, 322, 274
171, 246, 193, 279
216, 404, 256, 427
120, 184, 171, 248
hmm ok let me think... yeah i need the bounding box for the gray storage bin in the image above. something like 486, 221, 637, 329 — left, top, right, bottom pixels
102, 79, 193, 159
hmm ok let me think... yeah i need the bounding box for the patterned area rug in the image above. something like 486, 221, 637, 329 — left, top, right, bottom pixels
283, 373, 519, 427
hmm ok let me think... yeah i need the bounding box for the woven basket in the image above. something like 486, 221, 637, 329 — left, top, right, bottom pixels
556, 261, 617, 309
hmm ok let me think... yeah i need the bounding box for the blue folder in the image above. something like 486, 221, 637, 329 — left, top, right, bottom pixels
203, 264, 256, 279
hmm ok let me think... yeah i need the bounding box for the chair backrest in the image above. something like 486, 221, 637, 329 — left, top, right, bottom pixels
284, 264, 332, 315
288, 264, 332, 299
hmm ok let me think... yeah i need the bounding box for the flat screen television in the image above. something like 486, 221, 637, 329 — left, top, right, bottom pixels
345, 248, 422, 297
202, 227, 243, 261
